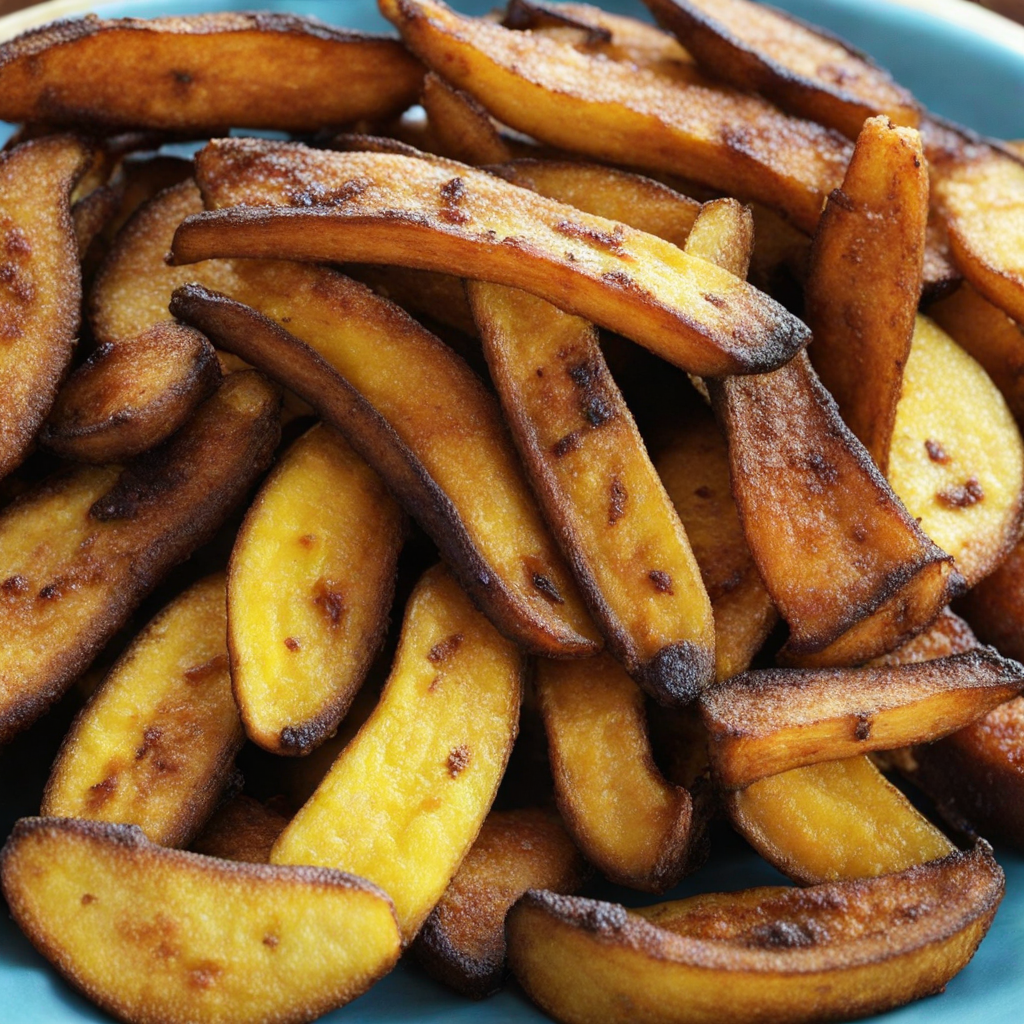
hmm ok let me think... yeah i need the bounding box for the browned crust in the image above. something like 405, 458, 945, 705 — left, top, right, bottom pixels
502, 0, 614, 43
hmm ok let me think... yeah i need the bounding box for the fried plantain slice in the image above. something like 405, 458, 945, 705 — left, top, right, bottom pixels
41, 574, 240, 847
170, 270, 598, 658
171, 139, 810, 377
191, 796, 291, 864
228, 423, 403, 755
1, 816, 401, 1024
507, 845, 1002, 1024
0, 13, 423, 133
420, 72, 516, 165
643, 0, 918, 140
0, 134, 94, 480
346, 264, 478, 337
804, 116, 927, 473
888, 316, 1024, 587
0, 370, 280, 744
271, 565, 523, 941
726, 756, 955, 885
702, 649, 1024, 789
41, 322, 221, 463
536, 653, 704, 893
414, 807, 588, 999
378, 0, 851, 232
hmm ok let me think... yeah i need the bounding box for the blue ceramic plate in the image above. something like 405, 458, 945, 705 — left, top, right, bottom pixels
1, 0, 1022, 1020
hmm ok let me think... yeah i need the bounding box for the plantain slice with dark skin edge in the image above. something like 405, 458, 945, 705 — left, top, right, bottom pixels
0, 13, 423, 134
0, 370, 280, 745
377, 0, 852, 233
0, 134, 95, 481
169, 269, 600, 659
170, 139, 810, 378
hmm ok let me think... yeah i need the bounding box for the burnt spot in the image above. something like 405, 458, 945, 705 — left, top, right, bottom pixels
284, 636, 301, 652
172, 69, 193, 85
1, 574, 28, 595
136, 725, 163, 760
925, 439, 950, 464
854, 715, 872, 741
642, 641, 714, 705
288, 177, 369, 209
554, 220, 629, 256
184, 654, 228, 684
702, 293, 727, 309
280, 722, 318, 755
584, 396, 614, 427
937, 477, 984, 509
601, 270, 638, 291
553, 431, 582, 458
3, 227, 30, 258
188, 962, 222, 990
648, 570, 674, 594
297, 533, 317, 549
533, 572, 565, 604
852, 524, 868, 543
568, 358, 616, 429
827, 187, 856, 213
87, 775, 118, 809
313, 579, 345, 627
799, 451, 839, 494
428, 633, 464, 664
695, 485, 712, 500
568, 361, 596, 389
447, 744, 471, 778
38, 577, 74, 601
81, 893, 97, 906
609, 477, 627, 525
746, 920, 818, 949
263, 934, 279, 949
439, 176, 470, 224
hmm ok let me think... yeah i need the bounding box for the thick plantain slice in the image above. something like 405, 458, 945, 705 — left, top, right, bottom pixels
702, 650, 1024, 789
191, 796, 291, 865
229, 423, 403, 755
0, 13, 423, 133
414, 807, 588, 999
0, 370, 280, 745
643, 0, 918, 139
170, 273, 598, 659
41, 575, 240, 847
378, 0, 851, 232
536, 653, 704, 893
804, 116, 927, 473
1, 817, 401, 1024
171, 140, 810, 377
726, 756, 955, 885
506, 845, 1002, 1024
469, 281, 715, 703
888, 316, 1024, 587
271, 565, 523, 941
421, 72, 516, 165
41, 322, 221, 463
0, 135, 94, 480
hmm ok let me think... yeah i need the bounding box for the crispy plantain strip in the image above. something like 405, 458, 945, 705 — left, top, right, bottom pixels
0, 370, 280, 744
0, 13, 423, 133
190, 795, 291, 864
171, 139, 810, 377
421, 72, 516, 165
378, 0, 851, 232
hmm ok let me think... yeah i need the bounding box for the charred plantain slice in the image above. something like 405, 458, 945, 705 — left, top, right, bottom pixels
702, 649, 1024, 789
170, 139, 810, 377
1, 816, 401, 1024
414, 807, 588, 999
228, 423, 403, 755
41, 574, 241, 847
0, 13, 423, 133
0, 370, 280, 744
0, 134, 95, 480
506, 845, 1002, 1024
378, 0, 851, 232
536, 653, 706, 893
642, 0, 919, 139
271, 565, 523, 941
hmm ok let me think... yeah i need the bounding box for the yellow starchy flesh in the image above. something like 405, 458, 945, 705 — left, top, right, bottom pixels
229, 423, 403, 754
0, 135, 93, 480
170, 138, 811, 377
378, 0, 852, 233
1, 817, 401, 1024
642, 0, 918, 138
470, 281, 714, 703
726, 756, 955, 884
888, 315, 1024, 587
271, 565, 523, 941
0, 13, 423, 132
41, 575, 240, 847
536, 653, 701, 892
506, 846, 1002, 1024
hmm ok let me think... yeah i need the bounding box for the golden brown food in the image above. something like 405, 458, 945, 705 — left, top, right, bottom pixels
0, 135, 94, 480
1, 816, 401, 1024
191, 796, 291, 864
888, 316, 1024, 587
0, 370, 280, 744
869, 606, 980, 666
536, 653, 703, 892
420, 71, 515, 165
171, 139, 810, 377
726, 756, 955, 884
228, 423, 403, 754
0, 13, 423, 133
41, 574, 240, 847
41, 322, 221, 463
271, 565, 523, 941
378, 0, 852, 232
804, 116, 927, 473
470, 281, 715, 703
101, 154, 193, 242
414, 808, 588, 998
702, 649, 1024, 789
643, 0, 918, 138
345, 264, 477, 337
506, 845, 1002, 1024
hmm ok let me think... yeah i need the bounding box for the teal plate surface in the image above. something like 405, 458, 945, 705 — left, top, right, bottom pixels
1, 0, 1022, 1020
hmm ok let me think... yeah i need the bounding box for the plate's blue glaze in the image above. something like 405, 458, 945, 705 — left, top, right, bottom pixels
1, 0, 1023, 1021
